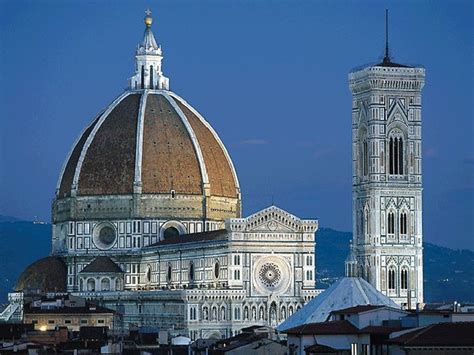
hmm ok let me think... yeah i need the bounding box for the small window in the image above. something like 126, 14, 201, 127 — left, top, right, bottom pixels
80, 319, 88, 324
167, 264, 172, 282
214, 261, 220, 279
189, 262, 195, 282
97, 319, 105, 324
48, 320, 55, 324
64, 319, 71, 324
171, 190, 176, 198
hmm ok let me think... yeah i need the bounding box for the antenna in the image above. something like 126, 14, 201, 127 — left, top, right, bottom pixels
384, 9, 390, 63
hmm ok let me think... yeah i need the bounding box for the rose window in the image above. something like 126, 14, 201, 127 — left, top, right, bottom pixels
258, 263, 281, 287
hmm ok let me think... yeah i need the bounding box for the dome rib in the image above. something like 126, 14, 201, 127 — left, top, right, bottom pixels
56, 114, 101, 198
133, 91, 149, 192
72, 92, 137, 195
169, 92, 240, 199
162, 92, 209, 191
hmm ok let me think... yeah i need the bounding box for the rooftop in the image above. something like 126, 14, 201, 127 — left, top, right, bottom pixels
148, 229, 228, 247
390, 322, 474, 347
284, 320, 359, 335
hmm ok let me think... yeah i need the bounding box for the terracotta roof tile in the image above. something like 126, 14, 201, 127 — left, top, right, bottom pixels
141, 94, 202, 194
78, 94, 140, 195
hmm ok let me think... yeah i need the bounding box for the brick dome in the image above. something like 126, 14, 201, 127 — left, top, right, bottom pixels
15, 256, 67, 293
53, 91, 241, 223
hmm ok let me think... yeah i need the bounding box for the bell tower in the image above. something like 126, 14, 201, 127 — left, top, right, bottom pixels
348, 11, 425, 308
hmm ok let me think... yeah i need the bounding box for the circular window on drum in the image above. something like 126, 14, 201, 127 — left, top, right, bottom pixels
258, 263, 281, 288
93, 224, 117, 250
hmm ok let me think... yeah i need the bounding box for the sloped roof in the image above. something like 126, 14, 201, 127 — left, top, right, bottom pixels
332, 305, 385, 314
277, 277, 399, 331
147, 229, 228, 247
390, 322, 474, 347
80, 256, 123, 273
284, 320, 358, 335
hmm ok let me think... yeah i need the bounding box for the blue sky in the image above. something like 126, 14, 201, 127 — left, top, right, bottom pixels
0, 0, 472, 250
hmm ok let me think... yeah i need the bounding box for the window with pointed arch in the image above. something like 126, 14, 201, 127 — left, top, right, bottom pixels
401, 268, 409, 290
400, 211, 408, 238
363, 139, 369, 176
387, 211, 395, 237
389, 130, 405, 175
364, 208, 370, 238
388, 267, 396, 290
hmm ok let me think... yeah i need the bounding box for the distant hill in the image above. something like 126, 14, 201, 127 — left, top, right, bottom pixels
0, 219, 51, 303
0, 217, 472, 304
317, 228, 474, 303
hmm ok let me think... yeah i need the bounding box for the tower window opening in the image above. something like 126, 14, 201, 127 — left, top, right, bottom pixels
389, 135, 404, 175
141, 65, 145, 89
401, 268, 408, 290
150, 65, 154, 88
400, 212, 408, 236
388, 212, 395, 235
388, 268, 396, 290
363, 140, 369, 176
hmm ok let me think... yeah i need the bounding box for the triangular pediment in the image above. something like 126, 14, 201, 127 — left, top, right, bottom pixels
244, 206, 304, 233
387, 99, 408, 126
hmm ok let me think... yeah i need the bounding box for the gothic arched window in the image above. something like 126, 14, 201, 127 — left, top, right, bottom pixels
364, 207, 370, 237
363, 140, 369, 176
389, 131, 404, 175
401, 268, 408, 290
388, 268, 396, 290
388, 212, 395, 235
400, 212, 408, 236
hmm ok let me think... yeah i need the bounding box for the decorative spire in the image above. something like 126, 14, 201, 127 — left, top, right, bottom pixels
129, 9, 169, 91
383, 9, 391, 64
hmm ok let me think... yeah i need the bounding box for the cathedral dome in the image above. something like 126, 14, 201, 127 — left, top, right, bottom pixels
15, 257, 67, 293
54, 91, 240, 222
53, 12, 240, 224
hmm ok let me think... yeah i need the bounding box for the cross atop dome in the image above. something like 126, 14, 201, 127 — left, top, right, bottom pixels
129, 9, 170, 90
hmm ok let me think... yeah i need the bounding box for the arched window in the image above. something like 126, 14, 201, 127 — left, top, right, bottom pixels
401, 268, 409, 290
388, 268, 396, 290
101, 278, 110, 291
389, 133, 404, 175
234, 307, 240, 320
388, 212, 395, 235
149, 65, 154, 88
164, 227, 180, 239
189, 262, 195, 282
203, 306, 209, 321
146, 265, 152, 282
87, 278, 96, 292
214, 261, 220, 279
400, 212, 408, 236
167, 263, 172, 282
363, 140, 369, 176
364, 208, 370, 237
288, 305, 294, 316
140, 65, 145, 89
